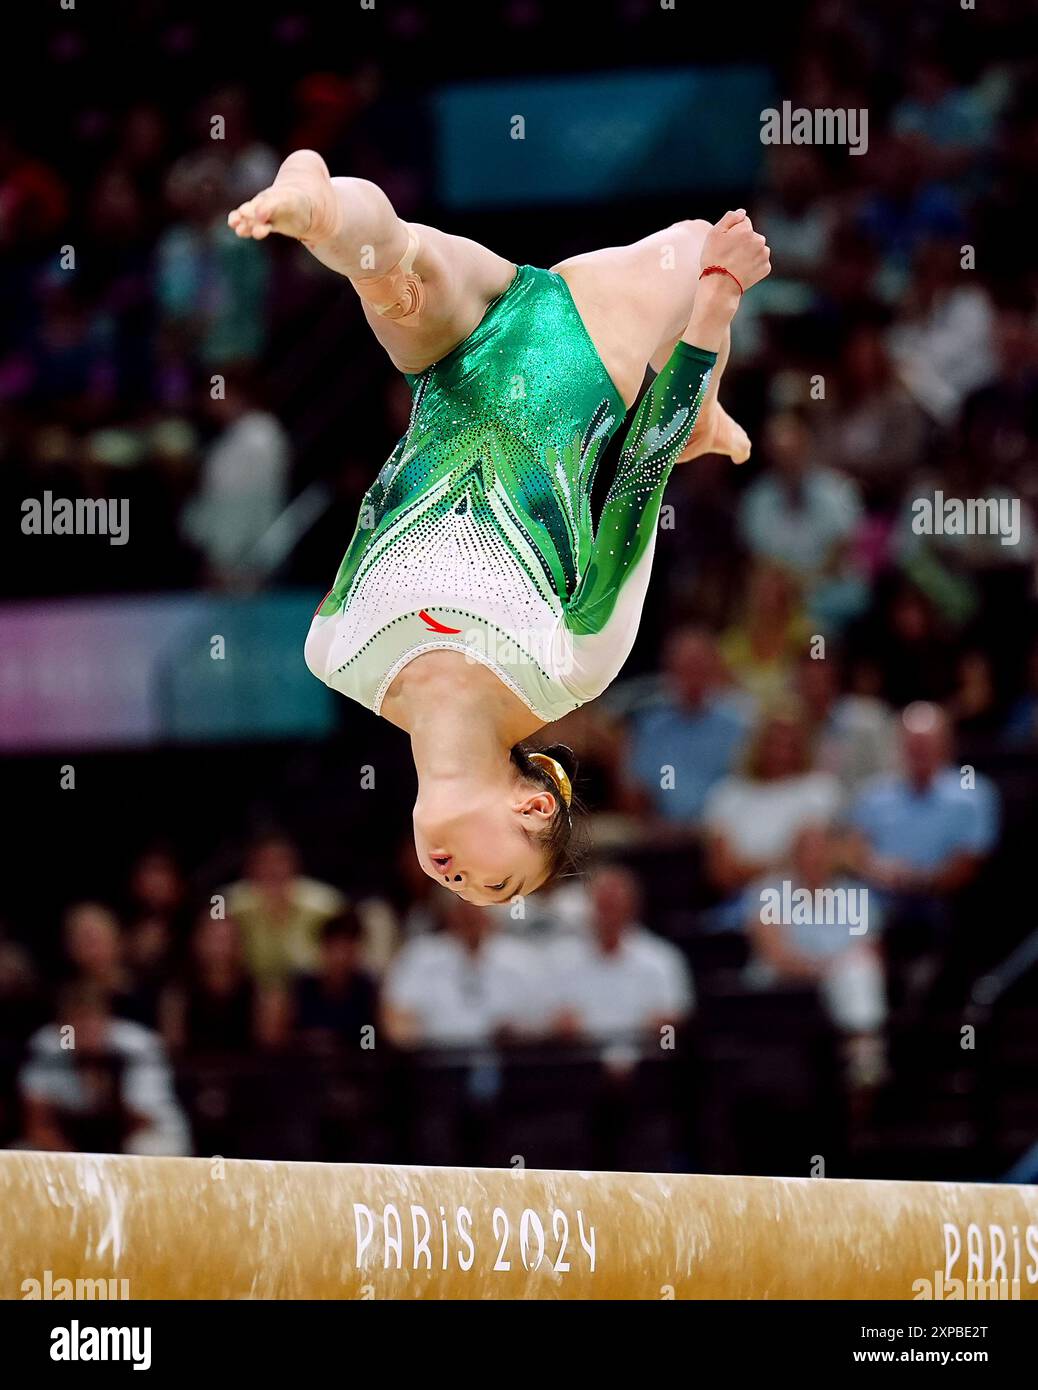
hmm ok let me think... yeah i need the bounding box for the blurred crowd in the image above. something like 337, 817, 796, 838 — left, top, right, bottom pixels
2, 0, 1038, 1176
0, 839, 696, 1166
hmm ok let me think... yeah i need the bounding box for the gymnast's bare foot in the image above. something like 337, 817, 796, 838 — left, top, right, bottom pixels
679, 402, 752, 464
227, 150, 334, 242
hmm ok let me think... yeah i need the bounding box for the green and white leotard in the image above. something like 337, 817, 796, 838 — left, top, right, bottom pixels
305, 265, 715, 721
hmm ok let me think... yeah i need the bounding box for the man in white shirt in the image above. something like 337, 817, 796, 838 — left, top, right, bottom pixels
20, 984, 191, 1156
382, 896, 538, 1047
547, 863, 694, 1044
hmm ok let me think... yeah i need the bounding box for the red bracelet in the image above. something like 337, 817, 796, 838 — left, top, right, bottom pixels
700, 264, 744, 294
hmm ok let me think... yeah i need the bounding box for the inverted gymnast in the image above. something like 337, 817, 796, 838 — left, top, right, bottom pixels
228, 151, 771, 901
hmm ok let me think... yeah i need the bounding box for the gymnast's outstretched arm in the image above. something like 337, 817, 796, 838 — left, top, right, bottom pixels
228, 150, 515, 373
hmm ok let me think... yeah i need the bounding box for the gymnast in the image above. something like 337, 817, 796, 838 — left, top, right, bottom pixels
228, 151, 771, 901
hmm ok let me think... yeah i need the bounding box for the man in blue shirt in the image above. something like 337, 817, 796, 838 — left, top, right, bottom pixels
622, 626, 751, 826
845, 702, 999, 1003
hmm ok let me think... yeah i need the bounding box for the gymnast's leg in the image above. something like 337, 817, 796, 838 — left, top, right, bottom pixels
553, 220, 750, 461
227, 149, 515, 374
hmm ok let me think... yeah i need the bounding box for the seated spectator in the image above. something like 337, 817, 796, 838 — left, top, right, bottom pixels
745, 824, 886, 1052
845, 702, 1000, 998
849, 577, 958, 708
894, 450, 1035, 590
156, 152, 269, 365
290, 911, 378, 1053
890, 56, 995, 182
381, 897, 537, 1048
19, 983, 190, 1155
960, 306, 1038, 477
755, 146, 835, 285
737, 408, 865, 623
159, 911, 273, 1054
200, 85, 279, 205
947, 649, 1003, 741
819, 315, 929, 499
846, 702, 999, 897
622, 627, 750, 827
856, 136, 965, 288
887, 238, 995, 424
796, 648, 898, 794
225, 833, 344, 988
703, 701, 842, 924
0, 933, 41, 1050
59, 901, 152, 1022
547, 864, 694, 1044
720, 561, 812, 705
122, 847, 189, 1004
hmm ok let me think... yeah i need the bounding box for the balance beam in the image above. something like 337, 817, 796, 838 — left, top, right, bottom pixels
2, 1152, 1037, 1299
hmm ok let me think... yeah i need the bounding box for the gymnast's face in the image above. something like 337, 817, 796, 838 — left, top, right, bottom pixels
412, 778, 556, 905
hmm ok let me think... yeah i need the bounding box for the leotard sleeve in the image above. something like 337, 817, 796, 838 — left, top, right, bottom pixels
563, 342, 716, 674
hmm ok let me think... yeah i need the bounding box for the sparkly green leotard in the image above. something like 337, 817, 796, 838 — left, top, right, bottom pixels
305, 264, 716, 720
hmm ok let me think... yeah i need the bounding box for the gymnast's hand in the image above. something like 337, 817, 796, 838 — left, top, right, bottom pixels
699, 209, 772, 293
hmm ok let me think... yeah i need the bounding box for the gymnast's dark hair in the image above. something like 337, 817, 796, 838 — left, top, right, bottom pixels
509, 741, 585, 889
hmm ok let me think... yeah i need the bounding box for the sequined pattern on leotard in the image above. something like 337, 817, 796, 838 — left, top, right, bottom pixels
304, 265, 715, 721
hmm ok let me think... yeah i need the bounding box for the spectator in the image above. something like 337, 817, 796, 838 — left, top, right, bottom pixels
224, 834, 345, 988
820, 316, 929, 497
890, 57, 995, 181
846, 702, 999, 897
198, 85, 279, 205
850, 578, 959, 708
796, 648, 898, 793
745, 825, 886, 1046
180, 374, 290, 590
381, 897, 537, 1047
622, 627, 750, 826
0, 933, 41, 1051
739, 409, 862, 578
720, 561, 812, 705
959, 306, 1038, 475
290, 911, 378, 1053
20, 982, 190, 1155
155, 152, 269, 365
947, 649, 1002, 741
737, 408, 866, 625
122, 848, 188, 1004
856, 135, 964, 286
60, 902, 147, 1019
756, 146, 835, 284
703, 701, 842, 921
159, 911, 273, 1054
845, 702, 1000, 998
887, 238, 996, 424
0, 133, 67, 251
547, 864, 694, 1043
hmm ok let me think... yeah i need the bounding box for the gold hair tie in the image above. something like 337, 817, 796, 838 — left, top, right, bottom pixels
528, 753, 572, 808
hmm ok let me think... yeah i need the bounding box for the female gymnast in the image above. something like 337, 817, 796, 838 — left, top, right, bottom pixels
228, 151, 771, 902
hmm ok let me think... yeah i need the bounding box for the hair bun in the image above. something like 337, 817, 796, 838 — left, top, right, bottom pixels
539, 743, 578, 782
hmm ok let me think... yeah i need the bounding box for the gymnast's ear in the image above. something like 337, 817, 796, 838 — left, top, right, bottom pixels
513, 788, 556, 823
